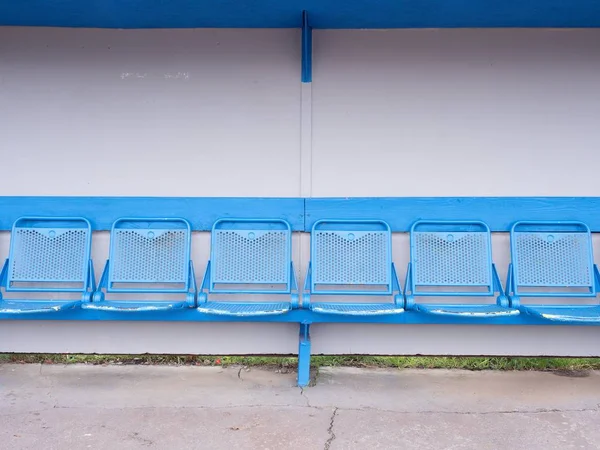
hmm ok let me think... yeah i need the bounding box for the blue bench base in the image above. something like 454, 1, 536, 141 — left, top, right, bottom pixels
413, 304, 520, 318
82, 301, 189, 312
0, 300, 81, 314
197, 302, 291, 317
310, 303, 404, 316
520, 305, 600, 323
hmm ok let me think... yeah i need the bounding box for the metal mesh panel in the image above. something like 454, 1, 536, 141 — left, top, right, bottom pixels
10, 228, 88, 282
514, 232, 592, 287
111, 229, 188, 283
313, 231, 389, 285
413, 232, 491, 286
212, 230, 289, 284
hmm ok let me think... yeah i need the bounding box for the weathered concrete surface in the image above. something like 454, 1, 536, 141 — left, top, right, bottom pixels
330, 410, 600, 450
1, 364, 600, 449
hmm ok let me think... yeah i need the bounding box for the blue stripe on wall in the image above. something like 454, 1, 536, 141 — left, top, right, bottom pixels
305, 197, 600, 232
0, 197, 305, 231
0, 197, 599, 232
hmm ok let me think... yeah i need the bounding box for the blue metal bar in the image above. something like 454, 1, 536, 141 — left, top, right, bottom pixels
506, 263, 520, 308
391, 263, 403, 307
301, 11, 312, 83
2, 308, 596, 325
297, 323, 311, 387
491, 264, 508, 307
82, 259, 96, 302
302, 263, 312, 308
290, 262, 299, 308
198, 261, 211, 304
0, 259, 9, 298
492, 264, 505, 296
187, 261, 198, 307
404, 262, 414, 309
92, 261, 110, 302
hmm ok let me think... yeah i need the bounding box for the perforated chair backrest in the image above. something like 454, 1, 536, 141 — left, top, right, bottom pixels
108, 218, 191, 293
210, 219, 292, 294
311, 220, 392, 295
7, 217, 92, 292
410, 220, 493, 296
510, 221, 595, 297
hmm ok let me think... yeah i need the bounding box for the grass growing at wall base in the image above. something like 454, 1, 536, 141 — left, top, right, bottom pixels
1, 353, 600, 372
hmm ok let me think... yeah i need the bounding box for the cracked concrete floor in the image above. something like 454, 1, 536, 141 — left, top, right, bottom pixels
2, 364, 600, 449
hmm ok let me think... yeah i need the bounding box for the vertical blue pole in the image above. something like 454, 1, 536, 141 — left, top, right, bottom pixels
299, 10, 312, 387
297, 322, 311, 386
301, 11, 312, 83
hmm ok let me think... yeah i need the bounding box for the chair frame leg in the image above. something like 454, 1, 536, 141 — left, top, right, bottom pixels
297, 323, 311, 387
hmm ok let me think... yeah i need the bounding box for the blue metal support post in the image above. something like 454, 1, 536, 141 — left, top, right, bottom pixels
297, 322, 311, 386
301, 11, 312, 83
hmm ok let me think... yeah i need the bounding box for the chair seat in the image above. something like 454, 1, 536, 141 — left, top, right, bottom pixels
0, 300, 81, 314
310, 303, 404, 316
414, 304, 520, 317
520, 305, 600, 323
82, 301, 189, 312
197, 302, 291, 316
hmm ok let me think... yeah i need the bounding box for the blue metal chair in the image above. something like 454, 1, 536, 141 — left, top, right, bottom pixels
303, 219, 403, 315
508, 221, 600, 322
83, 218, 196, 312
0, 217, 94, 314
404, 220, 517, 317
197, 218, 298, 316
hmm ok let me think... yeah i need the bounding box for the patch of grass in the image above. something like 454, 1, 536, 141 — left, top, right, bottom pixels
1, 353, 600, 372
310, 356, 600, 371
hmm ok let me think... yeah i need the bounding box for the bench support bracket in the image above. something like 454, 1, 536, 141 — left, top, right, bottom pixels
297, 322, 311, 387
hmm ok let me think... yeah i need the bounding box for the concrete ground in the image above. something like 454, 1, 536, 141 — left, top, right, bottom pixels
1, 364, 600, 449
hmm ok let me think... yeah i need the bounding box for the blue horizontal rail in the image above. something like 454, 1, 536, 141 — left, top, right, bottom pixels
0, 197, 305, 231
305, 197, 600, 232
0, 308, 595, 326
2, 0, 599, 28
0, 197, 600, 231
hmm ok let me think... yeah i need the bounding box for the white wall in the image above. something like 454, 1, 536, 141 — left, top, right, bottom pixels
312, 29, 600, 196
2, 27, 600, 356
0, 27, 301, 197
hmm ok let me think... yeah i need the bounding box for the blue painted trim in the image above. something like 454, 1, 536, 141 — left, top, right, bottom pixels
2, 308, 599, 325
2, 197, 600, 232
305, 197, 600, 232
0, 197, 305, 231
2, 0, 600, 29
301, 11, 312, 83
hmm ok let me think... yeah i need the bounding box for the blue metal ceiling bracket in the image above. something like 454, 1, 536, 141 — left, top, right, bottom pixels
301, 11, 312, 83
